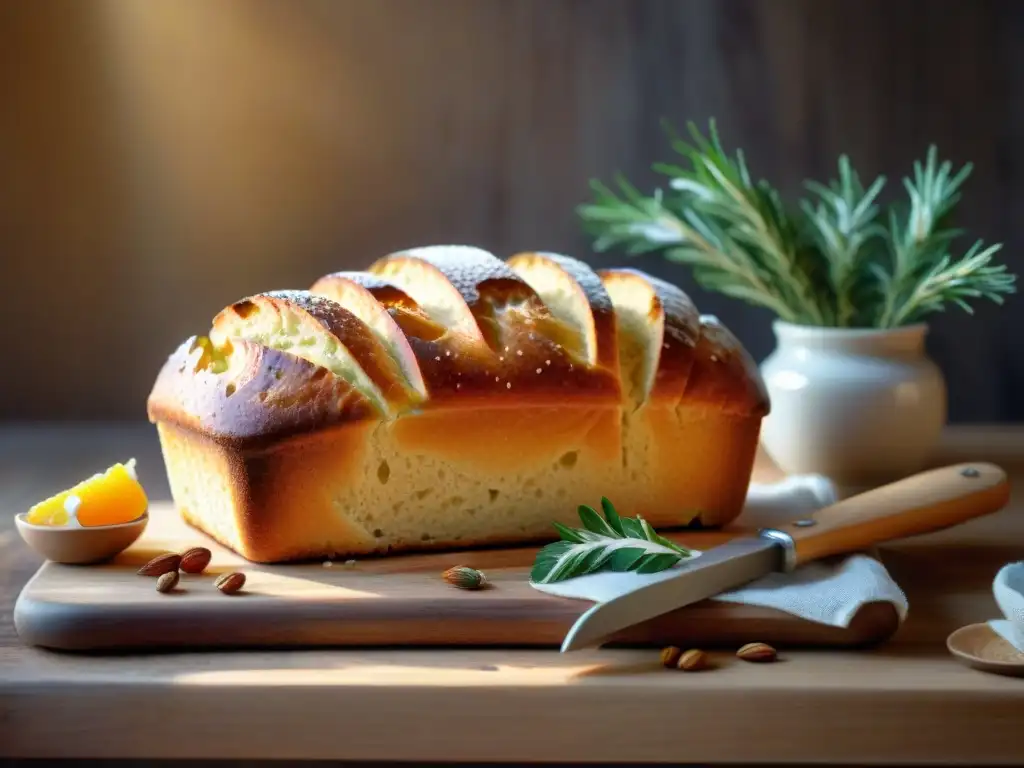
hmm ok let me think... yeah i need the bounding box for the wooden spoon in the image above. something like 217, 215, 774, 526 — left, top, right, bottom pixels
946, 623, 1024, 677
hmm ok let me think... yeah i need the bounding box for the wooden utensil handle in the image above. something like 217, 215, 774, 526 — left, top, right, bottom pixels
763, 463, 1010, 570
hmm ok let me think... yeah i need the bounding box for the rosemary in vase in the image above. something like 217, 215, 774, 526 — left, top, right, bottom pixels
577, 120, 1016, 328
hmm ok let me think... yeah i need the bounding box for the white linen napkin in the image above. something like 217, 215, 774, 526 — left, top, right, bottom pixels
530, 475, 910, 628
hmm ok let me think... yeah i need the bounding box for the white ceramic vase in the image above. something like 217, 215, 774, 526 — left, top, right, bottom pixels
758, 320, 947, 492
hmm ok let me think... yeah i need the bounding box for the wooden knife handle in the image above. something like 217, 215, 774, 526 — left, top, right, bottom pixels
762, 463, 1010, 570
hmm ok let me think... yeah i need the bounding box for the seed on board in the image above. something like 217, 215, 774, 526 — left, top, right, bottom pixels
179, 546, 212, 574
156, 570, 179, 593
215, 571, 246, 595
660, 646, 682, 668
442, 565, 487, 590
137, 553, 181, 577
737, 642, 777, 662
676, 649, 709, 671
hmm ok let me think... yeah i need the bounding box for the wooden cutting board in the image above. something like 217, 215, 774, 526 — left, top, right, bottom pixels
13, 502, 901, 652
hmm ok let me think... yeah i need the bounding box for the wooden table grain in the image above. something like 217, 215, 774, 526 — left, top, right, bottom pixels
1, 423, 1024, 765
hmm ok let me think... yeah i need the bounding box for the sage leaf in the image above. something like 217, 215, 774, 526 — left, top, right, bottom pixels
601, 496, 625, 536
530, 498, 695, 584
577, 504, 620, 538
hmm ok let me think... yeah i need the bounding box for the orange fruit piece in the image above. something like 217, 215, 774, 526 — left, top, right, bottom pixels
25, 459, 148, 527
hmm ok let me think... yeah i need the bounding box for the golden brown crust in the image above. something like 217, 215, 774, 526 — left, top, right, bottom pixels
157, 403, 762, 562
313, 272, 489, 404
367, 246, 517, 347
598, 267, 701, 408
332, 251, 620, 406
211, 290, 419, 411
147, 336, 377, 452
368, 245, 575, 355
149, 251, 764, 438
633, 269, 701, 405
682, 315, 770, 417
507, 251, 620, 375
371, 245, 538, 318
233, 421, 379, 561
311, 270, 457, 355
308, 272, 430, 399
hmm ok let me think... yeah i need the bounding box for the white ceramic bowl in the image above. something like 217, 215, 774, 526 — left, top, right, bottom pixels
993, 561, 1024, 648
15, 511, 148, 564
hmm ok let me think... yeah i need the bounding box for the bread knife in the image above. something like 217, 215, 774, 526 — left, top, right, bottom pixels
560, 462, 1010, 652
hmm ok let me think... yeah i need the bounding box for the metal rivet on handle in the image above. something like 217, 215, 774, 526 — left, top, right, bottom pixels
961, 468, 980, 478
793, 519, 816, 528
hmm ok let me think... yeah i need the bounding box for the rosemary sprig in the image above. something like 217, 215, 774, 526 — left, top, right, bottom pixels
878, 240, 1015, 328
872, 146, 1014, 327
800, 155, 887, 327
530, 497, 694, 584
577, 121, 1016, 328
579, 178, 799, 321
654, 120, 829, 325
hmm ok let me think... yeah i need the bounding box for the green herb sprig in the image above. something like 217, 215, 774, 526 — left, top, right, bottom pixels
530, 498, 694, 584
577, 120, 1016, 328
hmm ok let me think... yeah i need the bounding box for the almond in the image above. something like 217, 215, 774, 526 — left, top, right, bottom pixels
677, 649, 708, 671
442, 566, 487, 590
737, 642, 777, 662
137, 553, 181, 577
180, 546, 212, 574
215, 571, 246, 595
660, 646, 682, 668
156, 571, 179, 593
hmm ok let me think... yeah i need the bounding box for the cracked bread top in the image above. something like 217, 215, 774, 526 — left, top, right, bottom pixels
147, 245, 769, 449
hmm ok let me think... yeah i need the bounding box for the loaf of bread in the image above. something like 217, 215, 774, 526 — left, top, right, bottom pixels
147, 245, 769, 563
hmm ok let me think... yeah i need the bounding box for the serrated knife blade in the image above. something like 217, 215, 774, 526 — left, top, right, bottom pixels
559, 536, 784, 652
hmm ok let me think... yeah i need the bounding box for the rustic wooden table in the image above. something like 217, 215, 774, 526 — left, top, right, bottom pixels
1, 423, 1023, 765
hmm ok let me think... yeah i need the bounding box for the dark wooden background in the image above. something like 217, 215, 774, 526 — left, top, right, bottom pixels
1, 0, 1021, 423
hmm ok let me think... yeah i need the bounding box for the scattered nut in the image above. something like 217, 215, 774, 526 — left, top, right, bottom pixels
660, 646, 682, 668
215, 571, 246, 595
137, 553, 181, 577
677, 649, 709, 671
179, 546, 212, 574
737, 642, 777, 662
442, 565, 487, 590
156, 570, 180, 593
